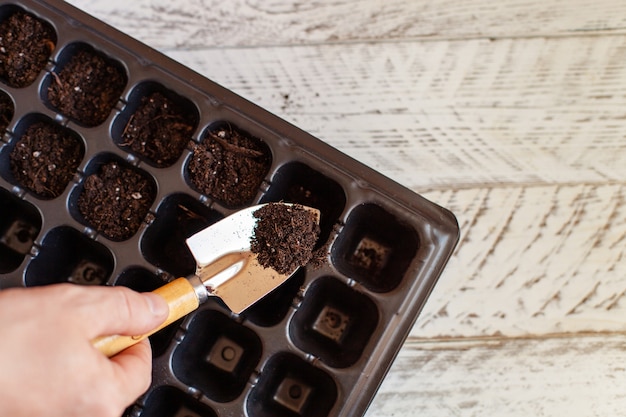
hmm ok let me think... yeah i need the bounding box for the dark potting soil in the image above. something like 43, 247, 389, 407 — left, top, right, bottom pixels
187, 125, 271, 207
251, 203, 320, 275
0, 90, 13, 131
77, 161, 155, 241
121, 92, 195, 167
9, 121, 83, 199
0, 11, 55, 88
47, 49, 126, 127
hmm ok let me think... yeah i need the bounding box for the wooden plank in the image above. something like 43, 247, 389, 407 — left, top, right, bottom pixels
66, 0, 626, 48
415, 184, 626, 338
162, 37, 626, 189
366, 333, 626, 417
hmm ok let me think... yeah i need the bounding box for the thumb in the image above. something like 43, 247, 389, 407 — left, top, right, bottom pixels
72, 286, 169, 339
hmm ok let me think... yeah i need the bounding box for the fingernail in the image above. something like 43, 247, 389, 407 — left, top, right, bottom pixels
144, 293, 169, 317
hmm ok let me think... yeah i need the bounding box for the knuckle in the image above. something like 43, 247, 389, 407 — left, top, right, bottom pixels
113, 287, 136, 322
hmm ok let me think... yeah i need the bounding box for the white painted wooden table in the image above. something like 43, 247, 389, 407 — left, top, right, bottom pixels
66, 1, 626, 415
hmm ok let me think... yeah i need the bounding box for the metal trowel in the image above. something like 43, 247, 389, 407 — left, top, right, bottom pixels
93, 203, 320, 357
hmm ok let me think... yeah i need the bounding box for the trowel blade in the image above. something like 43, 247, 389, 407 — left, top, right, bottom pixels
185, 203, 319, 313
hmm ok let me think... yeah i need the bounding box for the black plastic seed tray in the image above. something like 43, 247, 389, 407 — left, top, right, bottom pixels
0, 2, 459, 416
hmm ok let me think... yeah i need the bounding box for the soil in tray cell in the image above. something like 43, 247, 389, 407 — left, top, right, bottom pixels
187, 123, 271, 208
47, 45, 126, 127
118, 91, 196, 168
0, 10, 56, 88
9, 120, 84, 199
77, 160, 156, 241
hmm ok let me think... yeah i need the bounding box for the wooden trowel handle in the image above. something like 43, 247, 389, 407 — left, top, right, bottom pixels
92, 277, 201, 358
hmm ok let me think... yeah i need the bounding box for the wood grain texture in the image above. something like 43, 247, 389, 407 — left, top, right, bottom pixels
159, 36, 626, 190
60, 1, 626, 416
366, 333, 626, 417
67, 0, 626, 48
418, 185, 626, 338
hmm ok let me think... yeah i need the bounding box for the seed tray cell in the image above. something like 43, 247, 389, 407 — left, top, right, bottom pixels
111, 81, 199, 168
141, 193, 223, 278
1, 112, 84, 199
0, 5, 55, 88
0, 2, 460, 417
0, 186, 41, 273
43, 41, 128, 127
172, 309, 264, 403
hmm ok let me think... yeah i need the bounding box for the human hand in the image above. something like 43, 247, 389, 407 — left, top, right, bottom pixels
0, 283, 169, 417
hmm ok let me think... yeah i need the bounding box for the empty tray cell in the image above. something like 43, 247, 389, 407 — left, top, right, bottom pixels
112, 81, 198, 168
172, 309, 262, 402
289, 276, 379, 368
243, 268, 305, 327
0, 187, 41, 273
70, 153, 157, 241
0, 89, 13, 131
1, 113, 84, 199
332, 203, 419, 293
246, 352, 337, 417
0, 5, 56, 88
44, 42, 127, 127
25, 226, 113, 286
262, 162, 345, 245
115, 267, 179, 357
114, 266, 165, 293
141, 193, 223, 277
186, 121, 272, 208
139, 386, 217, 417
